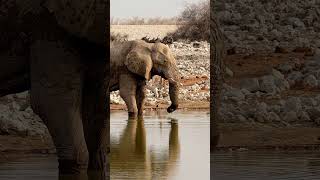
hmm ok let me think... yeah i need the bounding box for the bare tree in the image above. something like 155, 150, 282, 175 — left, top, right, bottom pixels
210, 0, 225, 151
168, 0, 209, 41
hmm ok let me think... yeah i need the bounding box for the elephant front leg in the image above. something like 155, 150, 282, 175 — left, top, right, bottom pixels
30, 40, 88, 175
119, 74, 138, 119
82, 61, 109, 175
136, 80, 146, 117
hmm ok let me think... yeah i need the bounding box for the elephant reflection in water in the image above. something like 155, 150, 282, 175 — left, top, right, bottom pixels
110, 118, 180, 179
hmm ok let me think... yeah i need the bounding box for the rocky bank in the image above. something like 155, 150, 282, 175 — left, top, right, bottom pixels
220, 49, 320, 127
0, 92, 48, 136
216, 0, 320, 54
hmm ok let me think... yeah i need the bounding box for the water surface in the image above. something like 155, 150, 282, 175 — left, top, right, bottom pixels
0, 110, 210, 180
0, 155, 58, 180
110, 110, 210, 180
212, 151, 320, 180
1, 111, 320, 180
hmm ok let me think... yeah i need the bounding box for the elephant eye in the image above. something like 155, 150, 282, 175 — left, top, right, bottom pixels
159, 53, 167, 63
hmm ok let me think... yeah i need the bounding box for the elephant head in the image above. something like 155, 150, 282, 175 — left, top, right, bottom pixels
125, 41, 180, 113
44, 0, 108, 45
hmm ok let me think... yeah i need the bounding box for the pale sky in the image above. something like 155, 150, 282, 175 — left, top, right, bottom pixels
111, 0, 206, 18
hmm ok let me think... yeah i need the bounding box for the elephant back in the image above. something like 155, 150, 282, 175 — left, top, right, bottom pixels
44, 0, 108, 45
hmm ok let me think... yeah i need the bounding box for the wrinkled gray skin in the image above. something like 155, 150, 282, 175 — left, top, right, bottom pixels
0, 0, 109, 178
110, 40, 180, 119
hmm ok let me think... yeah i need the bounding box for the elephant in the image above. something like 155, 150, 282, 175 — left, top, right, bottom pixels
0, 0, 109, 178
110, 40, 180, 119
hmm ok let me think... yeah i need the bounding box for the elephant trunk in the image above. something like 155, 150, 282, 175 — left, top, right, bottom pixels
165, 67, 180, 113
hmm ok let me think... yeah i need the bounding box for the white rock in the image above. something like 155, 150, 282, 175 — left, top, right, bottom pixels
306, 107, 320, 119
259, 75, 277, 94
269, 105, 281, 114
287, 17, 305, 29
240, 78, 260, 92
302, 75, 318, 88
268, 112, 281, 122
241, 88, 251, 96
225, 67, 234, 77
314, 117, 320, 125
224, 88, 245, 102
271, 68, 284, 79
286, 71, 303, 86
301, 97, 317, 107
282, 111, 299, 122
276, 63, 293, 74
237, 115, 247, 122
298, 111, 311, 122
254, 102, 269, 122
284, 97, 302, 112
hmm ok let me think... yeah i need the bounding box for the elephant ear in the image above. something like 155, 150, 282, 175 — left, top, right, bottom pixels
44, 0, 107, 45
125, 48, 153, 80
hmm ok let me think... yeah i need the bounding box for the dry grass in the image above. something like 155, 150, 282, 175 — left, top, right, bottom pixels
111, 25, 178, 40
111, 17, 177, 25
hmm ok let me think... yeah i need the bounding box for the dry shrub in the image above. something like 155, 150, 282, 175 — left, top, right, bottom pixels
110, 32, 128, 42
168, 0, 209, 41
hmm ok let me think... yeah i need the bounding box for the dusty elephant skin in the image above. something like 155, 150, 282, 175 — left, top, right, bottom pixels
0, 0, 109, 178
110, 40, 180, 119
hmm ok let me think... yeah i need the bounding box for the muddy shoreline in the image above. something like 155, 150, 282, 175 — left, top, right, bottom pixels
110, 101, 210, 111
215, 124, 320, 151
0, 135, 55, 163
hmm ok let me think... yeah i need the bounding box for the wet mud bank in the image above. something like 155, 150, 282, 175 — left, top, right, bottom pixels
0, 135, 55, 163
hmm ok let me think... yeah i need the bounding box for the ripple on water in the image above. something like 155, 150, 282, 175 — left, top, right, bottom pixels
0, 156, 58, 180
